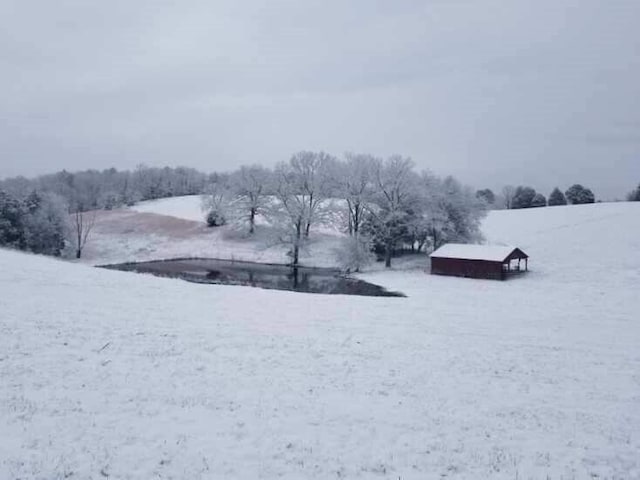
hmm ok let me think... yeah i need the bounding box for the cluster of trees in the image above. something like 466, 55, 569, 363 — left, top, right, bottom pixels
478, 184, 597, 210
5, 156, 636, 268
0, 190, 68, 256
0, 165, 211, 258
201, 152, 487, 269
0, 165, 209, 210
502, 186, 548, 209
0, 155, 488, 268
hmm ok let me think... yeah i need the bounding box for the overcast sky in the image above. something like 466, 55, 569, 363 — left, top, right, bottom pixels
1, 0, 639, 198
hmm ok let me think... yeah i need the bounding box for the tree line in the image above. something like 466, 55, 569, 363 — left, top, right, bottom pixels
0, 165, 211, 258
2, 158, 638, 267
0, 155, 486, 268
199, 152, 487, 269
477, 184, 599, 210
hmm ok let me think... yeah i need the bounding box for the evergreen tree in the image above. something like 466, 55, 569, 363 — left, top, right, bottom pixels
511, 186, 537, 209
548, 187, 567, 206
23, 193, 68, 256
627, 183, 640, 201
565, 184, 595, 204
0, 191, 26, 249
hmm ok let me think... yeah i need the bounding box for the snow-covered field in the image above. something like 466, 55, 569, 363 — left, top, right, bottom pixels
1, 201, 640, 479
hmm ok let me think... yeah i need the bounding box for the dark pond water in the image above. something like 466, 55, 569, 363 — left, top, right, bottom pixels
101, 258, 405, 297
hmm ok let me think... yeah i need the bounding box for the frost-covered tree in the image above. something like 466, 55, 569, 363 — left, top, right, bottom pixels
333, 235, 375, 273
269, 152, 338, 265
548, 187, 567, 206
367, 155, 420, 267
288, 151, 336, 237
0, 190, 26, 250
1, 189, 69, 256
335, 153, 377, 236
201, 173, 232, 227
438, 176, 486, 244
23, 192, 68, 256
565, 184, 595, 204
476, 188, 495, 206
230, 165, 273, 234
270, 163, 310, 266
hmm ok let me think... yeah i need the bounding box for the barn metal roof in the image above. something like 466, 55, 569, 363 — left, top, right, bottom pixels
430, 243, 526, 262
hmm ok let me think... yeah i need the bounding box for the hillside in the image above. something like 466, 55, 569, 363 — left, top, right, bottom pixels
81, 196, 344, 267
1, 202, 639, 478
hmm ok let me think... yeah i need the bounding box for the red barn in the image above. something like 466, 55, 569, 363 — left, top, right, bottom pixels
430, 244, 529, 280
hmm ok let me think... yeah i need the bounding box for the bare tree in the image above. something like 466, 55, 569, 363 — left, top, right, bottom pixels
67, 172, 102, 259
270, 163, 309, 267
285, 151, 336, 238
230, 165, 272, 234
71, 209, 96, 259
502, 185, 516, 210
336, 153, 377, 236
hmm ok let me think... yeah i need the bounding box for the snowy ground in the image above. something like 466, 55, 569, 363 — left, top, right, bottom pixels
130, 195, 207, 223
1, 201, 640, 479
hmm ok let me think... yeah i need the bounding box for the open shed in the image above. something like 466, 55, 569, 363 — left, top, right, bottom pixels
430, 244, 529, 280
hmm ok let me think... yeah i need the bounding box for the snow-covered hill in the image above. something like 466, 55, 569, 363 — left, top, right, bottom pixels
130, 195, 205, 223
1, 202, 639, 479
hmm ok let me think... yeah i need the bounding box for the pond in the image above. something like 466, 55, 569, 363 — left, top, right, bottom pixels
101, 258, 405, 297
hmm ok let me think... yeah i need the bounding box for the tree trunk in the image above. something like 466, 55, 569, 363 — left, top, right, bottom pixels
353, 204, 360, 236
76, 248, 82, 259
293, 220, 301, 266
304, 193, 313, 238
384, 241, 392, 268
249, 208, 256, 234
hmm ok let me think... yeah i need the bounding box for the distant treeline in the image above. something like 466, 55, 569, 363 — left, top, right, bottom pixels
2, 160, 638, 267
477, 184, 600, 210
478, 182, 640, 209
0, 165, 211, 211
0, 165, 211, 258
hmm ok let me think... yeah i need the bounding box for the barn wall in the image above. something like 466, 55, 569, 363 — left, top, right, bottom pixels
431, 258, 504, 280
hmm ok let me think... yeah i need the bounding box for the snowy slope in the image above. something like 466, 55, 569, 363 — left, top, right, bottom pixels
482, 202, 640, 286
1, 202, 640, 479
130, 195, 206, 223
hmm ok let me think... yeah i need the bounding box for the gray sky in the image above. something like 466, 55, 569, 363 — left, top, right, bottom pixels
1, 0, 639, 199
